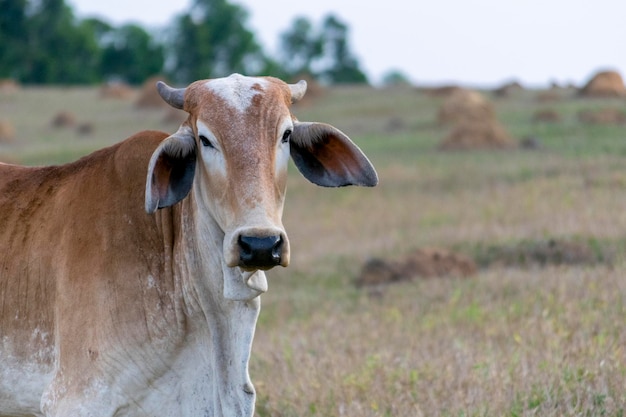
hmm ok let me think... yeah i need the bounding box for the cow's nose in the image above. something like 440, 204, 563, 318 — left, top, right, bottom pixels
237, 235, 283, 270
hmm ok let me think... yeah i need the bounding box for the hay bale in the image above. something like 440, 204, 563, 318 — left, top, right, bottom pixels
577, 108, 626, 125
532, 109, 561, 123
437, 89, 495, 125
135, 75, 169, 109
0, 120, 16, 143
579, 70, 626, 98
0, 79, 20, 93
439, 120, 514, 150
290, 74, 325, 107
162, 107, 187, 125
100, 81, 134, 99
51, 111, 77, 128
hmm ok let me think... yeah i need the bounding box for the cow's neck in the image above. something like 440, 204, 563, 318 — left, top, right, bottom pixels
154, 189, 261, 415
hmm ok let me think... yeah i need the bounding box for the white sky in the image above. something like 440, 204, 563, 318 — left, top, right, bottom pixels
68, 0, 626, 87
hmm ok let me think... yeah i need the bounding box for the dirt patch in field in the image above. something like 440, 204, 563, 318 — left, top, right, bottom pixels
356, 238, 614, 288
579, 70, 626, 98
466, 238, 614, 268
355, 247, 477, 287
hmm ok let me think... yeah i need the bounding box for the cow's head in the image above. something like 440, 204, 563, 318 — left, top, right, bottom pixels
145, 74, 377, 296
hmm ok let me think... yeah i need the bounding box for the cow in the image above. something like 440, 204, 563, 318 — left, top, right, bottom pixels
0, 74, 378, 417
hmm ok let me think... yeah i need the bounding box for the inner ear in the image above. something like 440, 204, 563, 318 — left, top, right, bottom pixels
290, 122, 378, 187
145, 130, 197, 213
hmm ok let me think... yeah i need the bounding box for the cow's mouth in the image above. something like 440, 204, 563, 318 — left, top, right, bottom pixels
222, 264, 268, 301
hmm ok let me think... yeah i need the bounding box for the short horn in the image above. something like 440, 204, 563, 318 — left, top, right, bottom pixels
289, 80, 307, 103
156, 81, 186, 109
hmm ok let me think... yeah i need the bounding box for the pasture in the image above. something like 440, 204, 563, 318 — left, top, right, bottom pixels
2, 83, 626, 416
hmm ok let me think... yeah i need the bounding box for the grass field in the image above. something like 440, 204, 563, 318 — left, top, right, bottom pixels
2, 83, 626, 416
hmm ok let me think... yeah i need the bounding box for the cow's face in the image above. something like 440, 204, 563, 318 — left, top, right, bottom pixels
186, 76, 296, 272
146, 74, 377, 296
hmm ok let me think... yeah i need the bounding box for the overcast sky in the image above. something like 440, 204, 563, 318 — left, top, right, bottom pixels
68, 0, 626, 87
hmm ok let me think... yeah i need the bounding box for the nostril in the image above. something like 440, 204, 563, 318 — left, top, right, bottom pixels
239, 236, 253, 257
238, 235, 283, 269
271, 236, 283, 262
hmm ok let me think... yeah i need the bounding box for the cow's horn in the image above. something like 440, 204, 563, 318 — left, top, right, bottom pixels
288, 80, 307, 103
156, 81, 185, 110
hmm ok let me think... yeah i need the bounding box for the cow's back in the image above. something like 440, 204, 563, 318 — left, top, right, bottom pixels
0, 130, 169, 416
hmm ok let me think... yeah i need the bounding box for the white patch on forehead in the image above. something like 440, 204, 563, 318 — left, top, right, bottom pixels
205, 74, 269, 113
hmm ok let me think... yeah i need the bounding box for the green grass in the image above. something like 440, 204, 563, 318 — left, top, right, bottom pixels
2, 83, 626, 416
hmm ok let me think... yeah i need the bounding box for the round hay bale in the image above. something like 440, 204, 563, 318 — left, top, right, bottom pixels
100, 81, 135, 99
402, 247, 477, 278
532, 109, 561, 123
135, 75, 169, 109
290, 74, 325, 107
0, 120, 16, 143
51, 111, 77, 128
162, 107, 187, 125
577, 108, 626, 125
579, 70, 626, 98
439, 120, 514, 150
0, 79, 20, 93
437, 89, 495, 125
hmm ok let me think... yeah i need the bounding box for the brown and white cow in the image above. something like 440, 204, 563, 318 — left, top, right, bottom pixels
0, 74, 377, 417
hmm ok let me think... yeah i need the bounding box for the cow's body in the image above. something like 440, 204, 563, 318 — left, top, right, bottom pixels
0, 74, 377, 417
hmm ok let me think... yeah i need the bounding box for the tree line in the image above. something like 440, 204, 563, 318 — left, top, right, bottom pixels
0, 0, 369, 85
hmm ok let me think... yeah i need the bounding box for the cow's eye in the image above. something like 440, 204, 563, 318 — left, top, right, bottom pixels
281, 129, 292, 143
199, 135, 214, 148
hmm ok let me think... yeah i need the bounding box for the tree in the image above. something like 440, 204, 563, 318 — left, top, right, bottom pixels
167, 0, 271, 83
0, 0, 101, 84
99, 24, 164, 84
278, 16, 322, 78
277, 14, 368, 85
318, 15, 367, 85
0, 0, 29, 79
381, 69, 413, 87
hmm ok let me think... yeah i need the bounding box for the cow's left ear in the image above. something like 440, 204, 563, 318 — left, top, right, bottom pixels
145, 125, 197, 213
290, 122, 378, 187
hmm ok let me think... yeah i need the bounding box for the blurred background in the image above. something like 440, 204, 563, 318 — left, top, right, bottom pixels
2, 1, 626, 415
1, 0, 625, 87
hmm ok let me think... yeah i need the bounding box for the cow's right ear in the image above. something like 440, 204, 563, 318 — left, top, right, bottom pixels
290, 122, 378, 187
145, 125, 197, 213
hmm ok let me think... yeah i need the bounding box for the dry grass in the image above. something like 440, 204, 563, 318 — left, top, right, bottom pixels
2, 84, 626, 416
254, 266, 626, 416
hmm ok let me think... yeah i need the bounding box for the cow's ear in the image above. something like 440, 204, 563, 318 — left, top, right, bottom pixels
145, 125, 197, 213
290, 122, 378, 187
